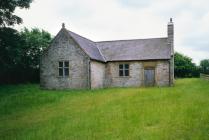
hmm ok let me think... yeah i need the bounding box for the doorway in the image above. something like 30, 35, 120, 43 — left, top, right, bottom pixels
144, 68, 155, 86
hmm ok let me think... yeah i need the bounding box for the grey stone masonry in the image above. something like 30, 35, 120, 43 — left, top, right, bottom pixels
40, 28, 90, 89
104, 60, 169, 88
168, 18, 174, 85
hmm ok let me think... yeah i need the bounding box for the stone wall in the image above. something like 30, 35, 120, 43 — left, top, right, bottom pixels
105, 61, 143, 87
40, 29, 90, 89
155, 61, 170, 86
90, 60, 105, 88
104, 60, 170, 87
168, 19, 174, 85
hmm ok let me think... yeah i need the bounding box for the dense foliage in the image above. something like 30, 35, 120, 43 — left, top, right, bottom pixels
174, 52, 200, 78
20, 28, 52, 69
0, 0, 33, 27
200, 59, 209, 74
0, 28, 52, 84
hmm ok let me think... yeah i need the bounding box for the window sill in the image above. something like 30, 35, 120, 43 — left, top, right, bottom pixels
57, 76, 70, 78
117, 76, 131, 78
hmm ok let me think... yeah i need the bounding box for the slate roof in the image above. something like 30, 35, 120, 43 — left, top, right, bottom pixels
68, 31, 105, 62
96, 38, 170, 61
68, 30, 171, 62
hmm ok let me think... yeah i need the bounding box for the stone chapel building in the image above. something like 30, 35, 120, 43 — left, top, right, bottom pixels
40, 19, 174, 89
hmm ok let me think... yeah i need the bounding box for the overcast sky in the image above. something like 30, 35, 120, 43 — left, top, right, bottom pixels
15, 0, 209, 64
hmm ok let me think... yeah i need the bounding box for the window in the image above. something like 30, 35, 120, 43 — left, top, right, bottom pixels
59, 61, 69, 77
119, 64, 129, 76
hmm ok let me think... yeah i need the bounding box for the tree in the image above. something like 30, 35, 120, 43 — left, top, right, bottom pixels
200, 59, 209, 74
174, 52, 200, 78
0, 27, 52, 84
0, 27, 25, 83
0, 0, 33, 27
20, 28, 52, 69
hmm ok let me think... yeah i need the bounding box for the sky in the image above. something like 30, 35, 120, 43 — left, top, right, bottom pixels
15, 0, 209, 64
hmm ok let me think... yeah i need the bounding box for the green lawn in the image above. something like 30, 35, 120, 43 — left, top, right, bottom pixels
0, 79, 209, 140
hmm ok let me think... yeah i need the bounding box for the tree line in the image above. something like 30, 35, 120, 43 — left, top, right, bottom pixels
0, 0, 208, 84
174, 53, 209, 78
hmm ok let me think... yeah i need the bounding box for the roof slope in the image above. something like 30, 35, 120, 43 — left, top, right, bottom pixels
68, 31, 105, 62
96, 38, 170, 61
67, 29, 170, 62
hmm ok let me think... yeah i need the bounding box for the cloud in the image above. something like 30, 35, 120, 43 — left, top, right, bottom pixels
117, 0, 153, 8
14, 0, 209, 64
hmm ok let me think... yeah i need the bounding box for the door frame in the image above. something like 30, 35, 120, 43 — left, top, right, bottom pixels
143, 67, 156, 86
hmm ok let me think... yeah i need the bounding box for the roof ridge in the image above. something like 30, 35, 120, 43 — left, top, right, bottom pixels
96, 37, 167, 43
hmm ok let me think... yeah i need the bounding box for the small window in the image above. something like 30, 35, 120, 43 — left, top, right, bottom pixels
119, 64, 129, 77
58, 61, 69, 77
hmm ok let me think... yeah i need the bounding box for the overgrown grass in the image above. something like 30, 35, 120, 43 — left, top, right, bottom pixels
0, 79, 209, 140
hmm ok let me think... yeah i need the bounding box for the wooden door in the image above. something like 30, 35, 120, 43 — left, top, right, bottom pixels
144, 69, 155, 86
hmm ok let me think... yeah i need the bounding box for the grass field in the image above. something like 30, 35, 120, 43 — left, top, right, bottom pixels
0, 79, 209, 140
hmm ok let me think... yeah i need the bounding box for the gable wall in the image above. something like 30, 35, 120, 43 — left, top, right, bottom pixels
40, 30, 90, 89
